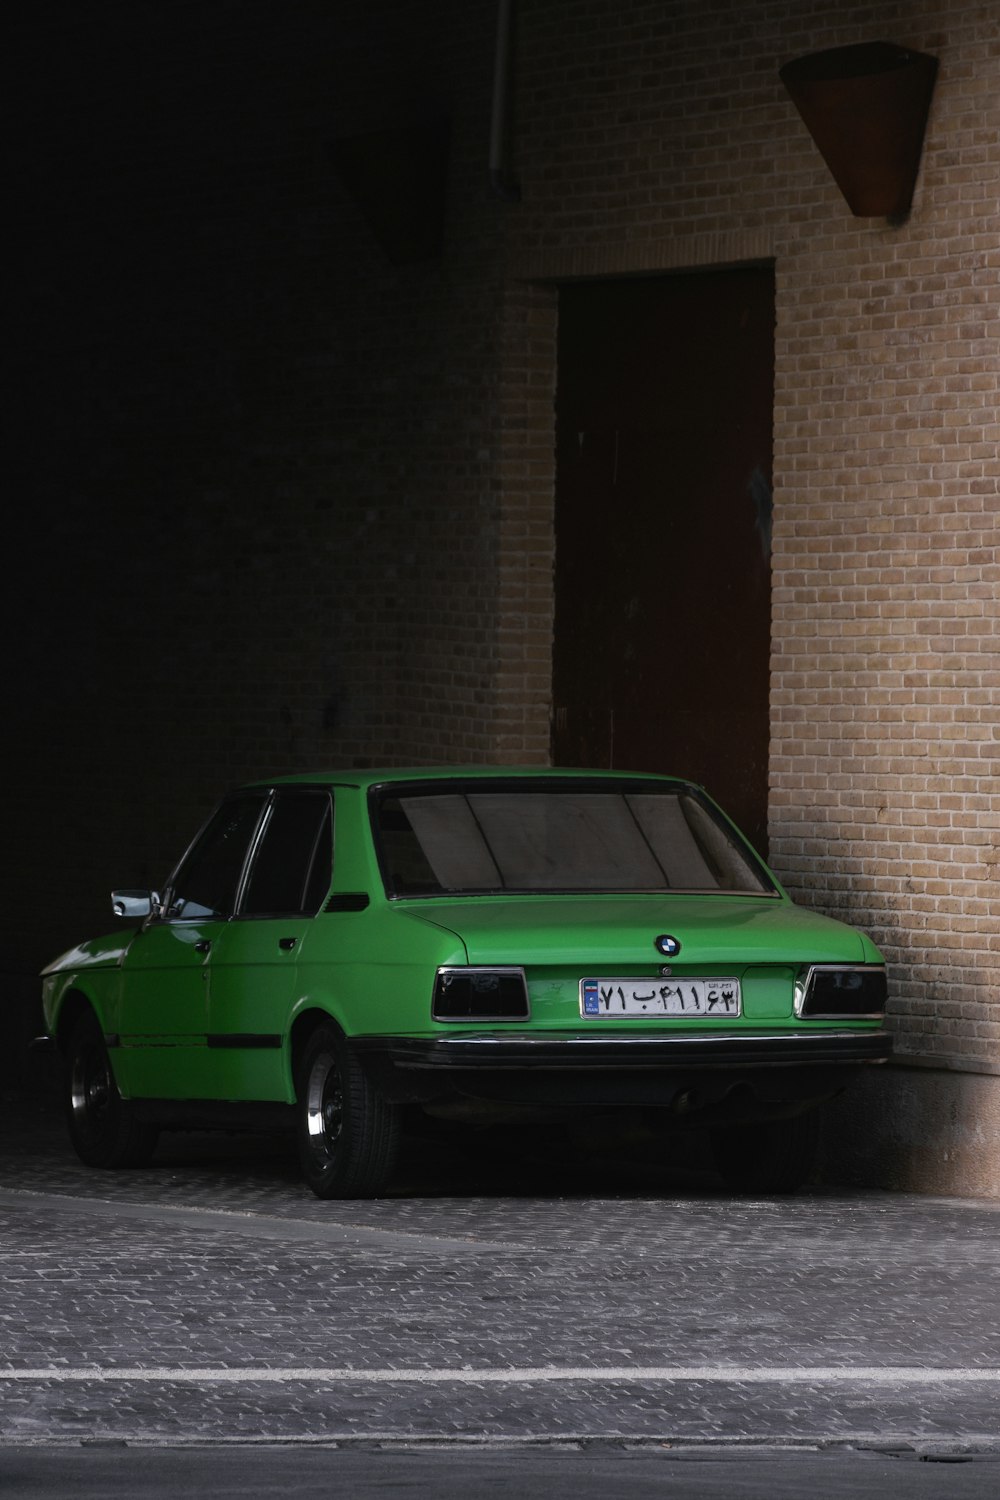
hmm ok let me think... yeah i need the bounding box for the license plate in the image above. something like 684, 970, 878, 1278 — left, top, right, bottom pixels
581, 977, 741, 1018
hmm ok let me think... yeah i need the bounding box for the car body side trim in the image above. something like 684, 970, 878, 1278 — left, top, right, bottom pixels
205, 1034, 283, 1049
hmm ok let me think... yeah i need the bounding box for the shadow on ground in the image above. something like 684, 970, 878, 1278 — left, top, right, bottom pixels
1, 1075, 730, 1202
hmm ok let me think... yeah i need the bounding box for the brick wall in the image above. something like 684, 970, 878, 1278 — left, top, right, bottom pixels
501, 0, 998, 1190
7, 0, 514, 986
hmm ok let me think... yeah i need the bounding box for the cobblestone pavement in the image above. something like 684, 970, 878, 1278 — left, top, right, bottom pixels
1, 1096, 998, 1451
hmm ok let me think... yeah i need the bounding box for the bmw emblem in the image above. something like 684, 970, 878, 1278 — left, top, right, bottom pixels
655, 934, 681, 958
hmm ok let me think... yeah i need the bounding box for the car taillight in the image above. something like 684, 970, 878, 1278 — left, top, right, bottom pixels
796, 965, 888, 1019
432, 968, 529, 1021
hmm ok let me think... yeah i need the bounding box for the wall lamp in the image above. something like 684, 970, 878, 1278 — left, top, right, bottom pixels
780, 41, 938, 221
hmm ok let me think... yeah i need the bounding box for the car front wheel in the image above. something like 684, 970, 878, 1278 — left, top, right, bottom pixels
65, 1011, 159, 1168
710, 1109, 821, 1195
296, 1023, 399, 1199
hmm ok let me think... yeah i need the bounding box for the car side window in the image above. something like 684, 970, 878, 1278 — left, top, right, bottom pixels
240, 792, 333, 917
168, 795, 266, 920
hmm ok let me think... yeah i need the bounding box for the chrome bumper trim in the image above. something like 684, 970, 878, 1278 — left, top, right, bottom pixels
354, 1029, 893, 1071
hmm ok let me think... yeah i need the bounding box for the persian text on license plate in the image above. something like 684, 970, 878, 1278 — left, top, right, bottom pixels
581, 977, 741, 1018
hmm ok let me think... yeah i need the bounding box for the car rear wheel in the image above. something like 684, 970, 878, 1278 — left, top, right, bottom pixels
65, 1011, 159, 1168
296, 1023, 399, 1199
710, 1109, 820, 1195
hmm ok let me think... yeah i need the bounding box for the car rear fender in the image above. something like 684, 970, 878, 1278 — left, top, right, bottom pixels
285, 999, 355, 1100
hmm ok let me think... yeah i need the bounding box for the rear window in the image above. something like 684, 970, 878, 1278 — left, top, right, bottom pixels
372, 783, 774, 898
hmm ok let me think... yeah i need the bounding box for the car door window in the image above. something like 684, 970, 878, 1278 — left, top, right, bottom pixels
240, 792, 332, 917
168, 795, 266, 920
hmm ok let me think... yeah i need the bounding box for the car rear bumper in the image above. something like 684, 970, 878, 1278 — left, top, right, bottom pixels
354, 1028, 892, 1111
357, 1028, 892, 1070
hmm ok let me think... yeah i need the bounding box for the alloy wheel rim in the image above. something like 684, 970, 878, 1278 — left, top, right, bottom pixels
306, 1051, 344, 1164
71, 1044, 111, 1128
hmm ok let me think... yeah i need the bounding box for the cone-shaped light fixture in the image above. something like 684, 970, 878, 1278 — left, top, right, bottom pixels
780, 41, 938, 218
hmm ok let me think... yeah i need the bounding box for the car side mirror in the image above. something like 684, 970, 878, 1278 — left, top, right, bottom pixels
111, 890, 162, 920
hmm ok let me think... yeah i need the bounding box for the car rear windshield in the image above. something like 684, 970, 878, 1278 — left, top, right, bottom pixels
372, 783, 774, 897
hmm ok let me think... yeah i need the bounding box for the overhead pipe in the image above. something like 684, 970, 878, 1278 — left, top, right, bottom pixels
490, 0, 520, 200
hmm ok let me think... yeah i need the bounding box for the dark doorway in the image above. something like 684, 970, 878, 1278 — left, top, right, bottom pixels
552, 267, 775, 852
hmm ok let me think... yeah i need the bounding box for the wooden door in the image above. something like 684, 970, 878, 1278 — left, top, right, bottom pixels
552, 267, 774, 851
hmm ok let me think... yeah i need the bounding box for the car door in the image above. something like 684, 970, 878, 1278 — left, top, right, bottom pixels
205, 789, 333, 1101
114, 792, 267, 1099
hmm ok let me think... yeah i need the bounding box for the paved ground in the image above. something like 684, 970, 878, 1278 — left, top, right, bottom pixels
3, 1442, 1000, 1500
1, 1093, 998, 1461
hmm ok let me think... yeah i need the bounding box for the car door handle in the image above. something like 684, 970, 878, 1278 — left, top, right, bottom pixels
279, 937, 297, 952
194, 940, 211, 954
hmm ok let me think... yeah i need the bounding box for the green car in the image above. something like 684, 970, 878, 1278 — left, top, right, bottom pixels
41, 768, 891, 1197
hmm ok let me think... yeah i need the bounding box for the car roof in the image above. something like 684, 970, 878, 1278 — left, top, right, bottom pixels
248, 766, 697, 793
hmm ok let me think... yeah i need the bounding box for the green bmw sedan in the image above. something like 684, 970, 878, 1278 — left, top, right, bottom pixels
41, 768, 891, 1197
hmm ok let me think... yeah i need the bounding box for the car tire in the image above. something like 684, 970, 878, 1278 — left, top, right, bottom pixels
710, 1109, 820, 1195
296, 1023, 399, 1199
65, 1010, 159, 1168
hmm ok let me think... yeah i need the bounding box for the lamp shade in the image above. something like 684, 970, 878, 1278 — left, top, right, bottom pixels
780, 41, 938, 218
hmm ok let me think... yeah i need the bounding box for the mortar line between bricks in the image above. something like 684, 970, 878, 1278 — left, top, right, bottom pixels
0, 1186, 523, 1254
2, 1365, 1000, 1384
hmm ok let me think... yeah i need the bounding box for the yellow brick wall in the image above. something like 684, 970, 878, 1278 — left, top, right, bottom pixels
495, 0, 999, 1182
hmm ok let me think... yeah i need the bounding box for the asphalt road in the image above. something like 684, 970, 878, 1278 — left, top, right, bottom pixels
1, 1093, 998, 1493
2, 1442, 999, 1499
